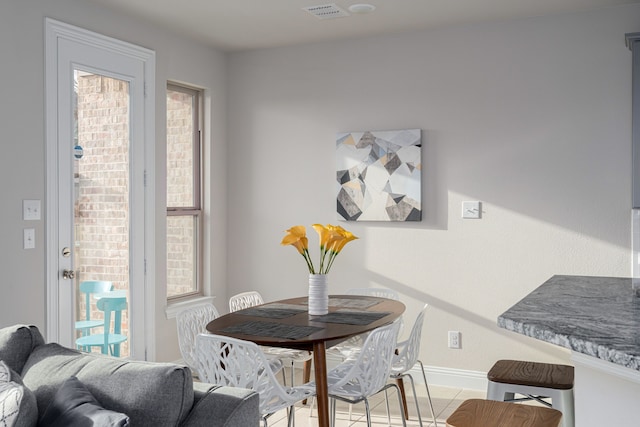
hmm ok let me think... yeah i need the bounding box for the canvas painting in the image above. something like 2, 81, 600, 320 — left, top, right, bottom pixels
336, 129, 421, 221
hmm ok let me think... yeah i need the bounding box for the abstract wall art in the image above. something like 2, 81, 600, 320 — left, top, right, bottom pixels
336, 129, 421, 221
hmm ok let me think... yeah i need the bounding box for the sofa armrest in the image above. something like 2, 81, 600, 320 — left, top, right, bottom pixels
0, 325, 44, 374
180, 383, 259, 427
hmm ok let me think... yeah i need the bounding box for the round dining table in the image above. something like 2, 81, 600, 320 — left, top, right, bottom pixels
206, 294, 405, 427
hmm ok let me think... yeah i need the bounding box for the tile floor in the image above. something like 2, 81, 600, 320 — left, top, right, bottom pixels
267, 369, 487, 426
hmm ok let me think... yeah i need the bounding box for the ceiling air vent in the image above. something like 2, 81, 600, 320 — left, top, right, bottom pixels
303, 4, 350, 20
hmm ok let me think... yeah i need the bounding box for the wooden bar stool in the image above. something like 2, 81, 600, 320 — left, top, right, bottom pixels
446, 399, 562, 427
486, 360, 574, 427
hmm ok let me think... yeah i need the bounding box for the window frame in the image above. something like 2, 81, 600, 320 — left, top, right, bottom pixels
166, 83, 203, 301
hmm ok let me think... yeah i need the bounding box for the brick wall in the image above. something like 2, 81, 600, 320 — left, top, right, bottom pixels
166, 89, 196, 298
73, 78, 197, 356
75, 73, 130, 356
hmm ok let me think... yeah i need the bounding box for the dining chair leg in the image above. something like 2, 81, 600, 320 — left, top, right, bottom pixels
301, 359, 312, 404
390, 384, 408, 427
418, 360, 438, 427
281, 368, 291, 421
329, 398, 336, 427
396, 377, 409, 420
303, 359, 312, 382
403, 373, 424, 427
287, 404, 295, 427
364, 398, 372, 427
384, 388, 391, 425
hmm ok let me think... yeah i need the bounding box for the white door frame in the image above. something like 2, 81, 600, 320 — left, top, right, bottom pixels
44, 18, 156, 360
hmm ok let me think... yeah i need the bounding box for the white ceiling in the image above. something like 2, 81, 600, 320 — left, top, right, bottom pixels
86, 0, 640, 52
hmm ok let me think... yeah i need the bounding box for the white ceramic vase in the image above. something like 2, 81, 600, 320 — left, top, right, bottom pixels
308, 274, 329, 315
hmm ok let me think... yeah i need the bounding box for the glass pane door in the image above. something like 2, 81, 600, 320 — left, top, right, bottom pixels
72, 70, 130, 357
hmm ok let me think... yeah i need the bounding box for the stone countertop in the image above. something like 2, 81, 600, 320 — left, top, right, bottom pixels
498, 275, 640, 371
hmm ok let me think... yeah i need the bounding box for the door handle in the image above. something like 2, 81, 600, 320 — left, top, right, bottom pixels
62, 269, 76, 280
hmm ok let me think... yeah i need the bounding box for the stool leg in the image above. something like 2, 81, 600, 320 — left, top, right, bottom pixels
551, 389, 575, 427
487, 381, 514, 401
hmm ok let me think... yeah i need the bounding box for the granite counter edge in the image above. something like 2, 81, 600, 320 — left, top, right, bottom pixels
498, 316, 640, 371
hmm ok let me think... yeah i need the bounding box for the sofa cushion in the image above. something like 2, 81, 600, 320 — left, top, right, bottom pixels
0, 381, 22, 427
38, 376, 129, 427
21, 343, 194, 426
0, 326, 44, 374
0, 360, 37, 427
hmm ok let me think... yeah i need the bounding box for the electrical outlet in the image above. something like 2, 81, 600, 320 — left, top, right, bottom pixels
23, 228, 35, 249
448, 331, 461, 349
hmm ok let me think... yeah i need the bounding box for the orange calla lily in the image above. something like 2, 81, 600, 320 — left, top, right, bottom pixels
281, 225, 315, 273
311, 224, 330, 248
333, 227, 358, 253
281, 225, 308, 254
283, 223, 358, 274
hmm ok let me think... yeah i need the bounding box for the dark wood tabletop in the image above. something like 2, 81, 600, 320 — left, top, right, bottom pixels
206, 295, 405, 349
205, 294, 405, 427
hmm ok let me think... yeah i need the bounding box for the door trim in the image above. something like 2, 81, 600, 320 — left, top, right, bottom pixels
44, 18, 156, 360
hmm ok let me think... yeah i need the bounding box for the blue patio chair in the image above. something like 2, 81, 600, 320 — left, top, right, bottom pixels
76, 296, 127, 356
75, 281, 113, 349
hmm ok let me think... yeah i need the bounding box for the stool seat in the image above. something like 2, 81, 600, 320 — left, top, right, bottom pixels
487, 360, 575, 427
446, 399, 562, 427
488, 360, 574, 390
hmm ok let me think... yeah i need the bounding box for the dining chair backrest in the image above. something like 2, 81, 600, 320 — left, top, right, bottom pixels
229, 291, 264, 312
176, 303, 220, 371
329, 321, 401, 397
195, 333, 313, 418
97, 296, 127, 355
344, 287, 403, 339
346, 287, 400, 300
392, 303, 428, 372
97, 296, 127, 333
78, 280, 114, 323
389, 303, 438, 426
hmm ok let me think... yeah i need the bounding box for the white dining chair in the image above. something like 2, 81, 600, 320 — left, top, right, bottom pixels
303, 321, 404, 427
228, 291, 313, 386
229, 291, 265, 311
389, 303, 438, 427
176, 303, 220, 375
195, 333, 315, 427
327, 287, 401, 360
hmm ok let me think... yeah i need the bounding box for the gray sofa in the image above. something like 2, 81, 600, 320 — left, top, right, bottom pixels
0, 324, 259, 426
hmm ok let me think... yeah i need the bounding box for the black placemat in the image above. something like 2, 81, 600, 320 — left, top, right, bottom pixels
300, 297, 379, 309
221, 321, 323, 340
236, 306, 305, 319
309, 311, 390, 325
329, 298, 379, 309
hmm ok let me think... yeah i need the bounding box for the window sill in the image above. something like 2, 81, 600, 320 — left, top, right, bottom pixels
165, 296, 216, 319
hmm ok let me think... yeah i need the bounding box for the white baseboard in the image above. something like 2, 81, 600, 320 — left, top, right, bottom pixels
420, 365, 487, 391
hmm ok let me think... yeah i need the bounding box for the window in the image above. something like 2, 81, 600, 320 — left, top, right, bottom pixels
166, 84, 202, 299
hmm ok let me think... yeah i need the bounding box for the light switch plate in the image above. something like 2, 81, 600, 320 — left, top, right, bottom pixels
462, 201, 482, 219
23, 200, 41, 221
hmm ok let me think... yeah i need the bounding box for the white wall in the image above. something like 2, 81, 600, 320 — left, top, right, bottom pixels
0, 0, 227, 362
2, 0, 639, 376
227, 5, 640, 374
